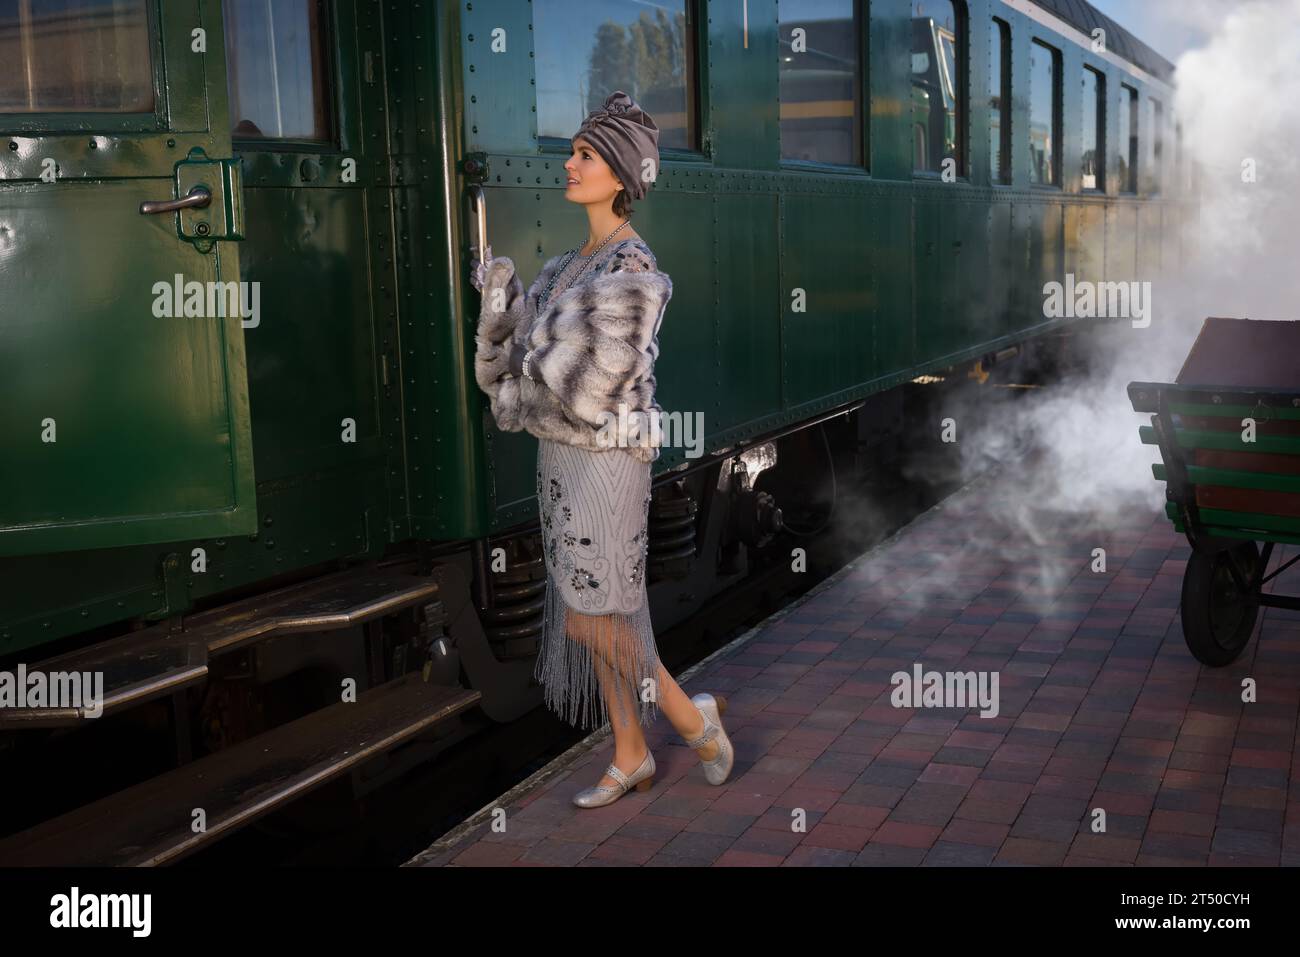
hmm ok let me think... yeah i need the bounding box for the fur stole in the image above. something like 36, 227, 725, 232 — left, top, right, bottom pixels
473, 253, 671, 464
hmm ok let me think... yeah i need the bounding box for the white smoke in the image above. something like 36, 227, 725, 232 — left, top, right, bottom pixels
1169, 0, 1300, 316
892, 1, 1300, 615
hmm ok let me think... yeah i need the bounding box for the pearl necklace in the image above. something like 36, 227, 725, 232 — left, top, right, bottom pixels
537, 219, 630, 310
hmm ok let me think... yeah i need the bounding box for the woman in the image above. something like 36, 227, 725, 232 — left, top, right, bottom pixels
470, 92, 734, 808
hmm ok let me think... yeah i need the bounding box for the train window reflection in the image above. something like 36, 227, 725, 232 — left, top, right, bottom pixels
1118, 84, 1137, 193
535, 0, 696, 152
0, 0, 153, 113
1028, 39, 1060, 186
989, 17, 1010, 184
779, 0, 864, 166
912, 0, 963, 175
1081, 66, 1104, 190
224, 0, 332, 141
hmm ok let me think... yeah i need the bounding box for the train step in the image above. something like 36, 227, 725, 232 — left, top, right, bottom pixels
0, 565, 441, 729
0, 627, 209, 730
0, 671, 480, 866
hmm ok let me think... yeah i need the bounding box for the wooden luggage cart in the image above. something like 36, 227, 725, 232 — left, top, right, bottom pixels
1128, 317, 1300, 665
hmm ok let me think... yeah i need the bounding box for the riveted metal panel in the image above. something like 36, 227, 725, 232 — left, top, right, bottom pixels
1106, 202, 1138, 283
1068, 201, 1106, 282
913, 196, 943, 357
921, 196, 988, 361
242, 187, 382, 481
872, 188, 914, 377
653, 191, 717, 455
988, 199, 1016, 339
1036, 200, 1065, 298
780, 190, 875, 410
710, 0, 779, 173
1136, 202, 1161, 281
460, 0, 535, 153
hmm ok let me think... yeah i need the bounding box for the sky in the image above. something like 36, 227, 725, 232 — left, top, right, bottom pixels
1087, 0, 1214, 62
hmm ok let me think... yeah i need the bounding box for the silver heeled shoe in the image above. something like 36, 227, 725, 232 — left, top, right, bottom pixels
571, 750, 656, 808
684, 693, 734, 785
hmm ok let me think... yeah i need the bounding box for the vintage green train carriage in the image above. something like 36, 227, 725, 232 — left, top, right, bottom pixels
0, 0, 1181, 861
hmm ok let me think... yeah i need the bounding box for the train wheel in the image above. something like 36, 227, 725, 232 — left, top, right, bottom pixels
1181, 542, 1261, 666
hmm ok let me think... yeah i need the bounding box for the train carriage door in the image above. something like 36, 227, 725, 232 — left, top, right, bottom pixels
220, 0, 388, 540
0, 0, 254, 557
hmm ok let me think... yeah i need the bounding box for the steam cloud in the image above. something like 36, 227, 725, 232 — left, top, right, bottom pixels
874, 1, 1300, 618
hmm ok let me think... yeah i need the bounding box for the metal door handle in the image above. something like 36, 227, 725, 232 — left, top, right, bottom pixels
139, 185, 212, 215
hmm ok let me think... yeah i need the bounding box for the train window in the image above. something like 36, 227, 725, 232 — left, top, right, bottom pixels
778, 0, 864, 166
1118, 83, 1137, 193
989, 17, 1010, 184
0, 0, 153, 113
1146, 96, 1164, 194
911, 0, 964, 176
535, 0, 697, 152
223, 0, 332, 141
1081, 66, 1104, 191
1028, 39, 1060, 187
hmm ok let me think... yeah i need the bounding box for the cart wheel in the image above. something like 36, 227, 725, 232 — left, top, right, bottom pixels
1181, 542, 1261, 666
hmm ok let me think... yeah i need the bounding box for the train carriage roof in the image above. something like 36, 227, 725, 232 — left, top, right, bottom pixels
1032, 0, 1177, 82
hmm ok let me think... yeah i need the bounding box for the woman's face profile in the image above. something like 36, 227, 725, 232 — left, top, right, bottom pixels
564, 135, 623, 205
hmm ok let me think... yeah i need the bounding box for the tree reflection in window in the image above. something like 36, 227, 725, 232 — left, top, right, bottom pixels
1081, 66, 1104, 190
989, 17, 1010, 183
536, 0, 696, 152
1118, 84, 1138, 193
1029, 39, 1060, 186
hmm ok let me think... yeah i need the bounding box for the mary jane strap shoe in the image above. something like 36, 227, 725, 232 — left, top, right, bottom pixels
571, 750, 655, 808
683, 693, 734, 786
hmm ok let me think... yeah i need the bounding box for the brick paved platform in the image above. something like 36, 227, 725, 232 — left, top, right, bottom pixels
409, 452, 1300, 867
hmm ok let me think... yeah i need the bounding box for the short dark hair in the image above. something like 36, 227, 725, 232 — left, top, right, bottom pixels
612, 188, 634, 218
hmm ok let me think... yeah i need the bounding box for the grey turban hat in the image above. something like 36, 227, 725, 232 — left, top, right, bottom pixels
573, 91, 660, 201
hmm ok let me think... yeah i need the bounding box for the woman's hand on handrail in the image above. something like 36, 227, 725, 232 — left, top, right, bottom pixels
469, 244, 493, 292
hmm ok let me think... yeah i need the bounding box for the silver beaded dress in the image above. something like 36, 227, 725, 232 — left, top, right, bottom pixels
529, 236, 662, 732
